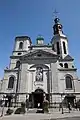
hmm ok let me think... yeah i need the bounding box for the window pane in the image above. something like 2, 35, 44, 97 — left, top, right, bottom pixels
19, 42, 23, 49
8, 77, 14, 89
64, 63, 68, 68
59, 63, 63, 67
63, 42, 67, 54
66, 76, 72, 89
56, 42, 60, 54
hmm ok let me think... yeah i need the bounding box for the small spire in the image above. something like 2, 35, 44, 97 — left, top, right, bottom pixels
52, 11, 63, 35
53, 9, 59, 18
53, 9, 60, 24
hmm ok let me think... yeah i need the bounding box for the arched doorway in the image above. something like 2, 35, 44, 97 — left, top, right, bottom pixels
33, 89, 44, 108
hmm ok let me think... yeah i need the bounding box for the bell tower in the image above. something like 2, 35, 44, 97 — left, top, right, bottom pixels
53, 18, 63, 35
13, 36, 32, 56
51, 17, 69, 59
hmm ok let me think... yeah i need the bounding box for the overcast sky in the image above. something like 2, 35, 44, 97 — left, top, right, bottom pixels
0, 0, 80, 79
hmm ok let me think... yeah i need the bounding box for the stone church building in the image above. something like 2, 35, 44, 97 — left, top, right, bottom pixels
0, 17, 80, 108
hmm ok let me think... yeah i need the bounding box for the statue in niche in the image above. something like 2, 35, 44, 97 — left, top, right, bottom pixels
36, 67, 43, 81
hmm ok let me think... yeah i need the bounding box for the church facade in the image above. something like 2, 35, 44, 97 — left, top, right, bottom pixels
1, 17, 80, 108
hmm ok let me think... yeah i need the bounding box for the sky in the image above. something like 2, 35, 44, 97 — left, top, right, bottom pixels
0, 0, 80, 79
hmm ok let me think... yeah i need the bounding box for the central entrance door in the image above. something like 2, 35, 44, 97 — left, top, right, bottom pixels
65, 95, 75, 107
33, 89, 44, 108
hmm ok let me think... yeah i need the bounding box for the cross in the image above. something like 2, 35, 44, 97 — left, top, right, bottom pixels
38, 34, 42, 37
53, 9, 59, 18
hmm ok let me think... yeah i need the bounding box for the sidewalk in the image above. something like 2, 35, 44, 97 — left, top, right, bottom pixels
0, 108, 80, 120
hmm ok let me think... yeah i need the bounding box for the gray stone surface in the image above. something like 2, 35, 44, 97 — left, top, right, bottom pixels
56, 117, 80, 120
0, 107, 80, 120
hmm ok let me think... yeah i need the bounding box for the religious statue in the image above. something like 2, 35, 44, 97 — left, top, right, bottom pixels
36, 67, 43, 81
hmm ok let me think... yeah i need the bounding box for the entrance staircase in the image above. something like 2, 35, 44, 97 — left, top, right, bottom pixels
27, 108, 38, 113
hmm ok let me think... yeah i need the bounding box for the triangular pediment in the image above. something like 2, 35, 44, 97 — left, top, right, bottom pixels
21, 49, 57, 60
64, 55, 74, 61
60, 55, 74, 61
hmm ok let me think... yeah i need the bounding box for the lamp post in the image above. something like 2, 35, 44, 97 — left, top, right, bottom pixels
15, 61, 20, 107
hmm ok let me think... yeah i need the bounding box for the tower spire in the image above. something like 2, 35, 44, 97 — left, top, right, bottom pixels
53, 11, 63, 35
51, 14, 68, 59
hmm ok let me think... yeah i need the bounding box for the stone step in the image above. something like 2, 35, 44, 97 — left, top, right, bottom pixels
27, 108, 37, 113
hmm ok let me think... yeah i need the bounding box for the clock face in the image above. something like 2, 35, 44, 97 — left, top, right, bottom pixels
58, 25, 62, 29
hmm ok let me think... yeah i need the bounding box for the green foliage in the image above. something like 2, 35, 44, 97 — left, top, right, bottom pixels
6, 108, 13, 115
14, 107, 25, 114
43, 99, 49, 113
14, 102, 26, 114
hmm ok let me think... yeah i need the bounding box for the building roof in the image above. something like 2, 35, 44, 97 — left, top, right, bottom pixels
60, 55, 74, 61
15, 36, 32, 43
36, 36, 44, 41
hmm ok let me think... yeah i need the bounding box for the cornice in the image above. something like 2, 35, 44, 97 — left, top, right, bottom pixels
21, 57, 57, 63
4, 69, 18, 72
29, 45, 52, 48
10, 56, 21, 59
58, 68, 77, 71
13, 50, 27, 52
59, 59, 74, 62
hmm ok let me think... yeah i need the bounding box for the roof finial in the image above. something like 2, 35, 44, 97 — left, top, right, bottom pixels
53, 9, 59, 18
38, 34, 43, 38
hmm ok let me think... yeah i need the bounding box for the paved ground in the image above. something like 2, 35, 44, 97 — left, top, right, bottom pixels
0, 114, 80, 120
56, 117, 80, 120
0, 108, 80, 120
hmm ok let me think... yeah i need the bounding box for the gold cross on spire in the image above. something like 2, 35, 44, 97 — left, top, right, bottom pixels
53, 9, 59, 18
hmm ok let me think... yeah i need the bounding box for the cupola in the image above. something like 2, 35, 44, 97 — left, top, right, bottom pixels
36, 35, 44, 45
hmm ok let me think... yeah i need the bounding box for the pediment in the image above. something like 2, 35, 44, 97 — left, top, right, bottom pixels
21, 49, 57, 61
60, 55, 74, 61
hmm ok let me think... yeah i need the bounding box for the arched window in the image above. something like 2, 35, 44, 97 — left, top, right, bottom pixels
8, 76, 14, 89
19, 42, 23, 49
63, 42, 67, 54
72, 65, 74, 68
65, 75, 72, 89
18, 52, 22, 55
56, 42, 60, 54
64, 63, 68, 68
16, 61, 20, 68
59, 63, 63, 67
